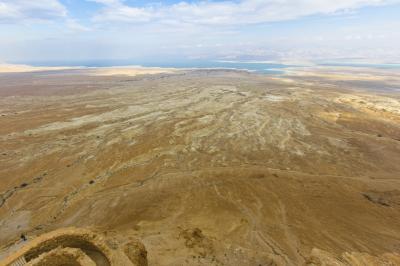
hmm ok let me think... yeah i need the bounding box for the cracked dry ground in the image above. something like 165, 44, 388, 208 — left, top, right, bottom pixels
1, 69, 400, 265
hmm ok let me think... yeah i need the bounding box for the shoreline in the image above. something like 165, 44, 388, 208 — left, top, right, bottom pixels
1, 62, 399, 78
0, 64, 257, 76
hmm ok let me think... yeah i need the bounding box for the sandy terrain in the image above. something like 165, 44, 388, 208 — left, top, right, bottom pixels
0, 64, 177, 77
0, 67, 400, 265
83, 66, 177, 77
286, 66, 400, 84
0, 64, 76, 73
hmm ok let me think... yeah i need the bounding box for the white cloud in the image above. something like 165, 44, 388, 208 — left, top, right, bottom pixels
0, 0, 398, 62
88, 0, 400, 25
66, 19, 91, 32
0, 0, 67, 23
88, 0, 152, 23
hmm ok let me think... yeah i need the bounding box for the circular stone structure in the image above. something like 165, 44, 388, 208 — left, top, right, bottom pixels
0, 228, 147, 266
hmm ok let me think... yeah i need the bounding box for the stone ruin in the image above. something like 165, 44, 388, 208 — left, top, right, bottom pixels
0, 228, 147, 266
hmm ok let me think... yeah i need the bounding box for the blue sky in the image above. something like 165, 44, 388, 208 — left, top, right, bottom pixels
0, 0, 399, 64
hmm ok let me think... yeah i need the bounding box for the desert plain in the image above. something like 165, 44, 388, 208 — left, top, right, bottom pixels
0, 66, 400, 265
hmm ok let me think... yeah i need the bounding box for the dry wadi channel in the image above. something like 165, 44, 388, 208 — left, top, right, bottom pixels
0, 67, 400, 265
